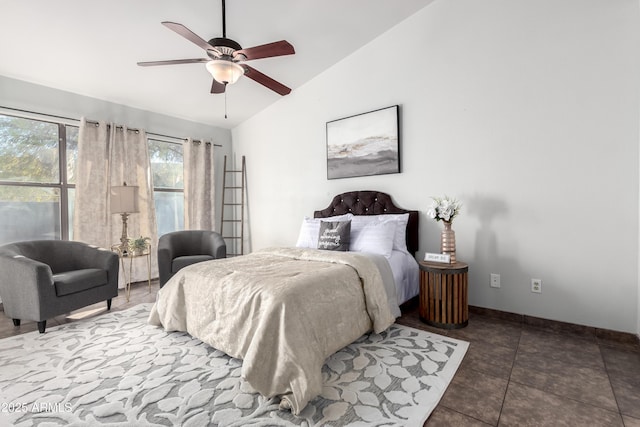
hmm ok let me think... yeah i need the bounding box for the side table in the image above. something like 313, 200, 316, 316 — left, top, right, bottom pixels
111, 244, 152, 302
419, 261, 469, 329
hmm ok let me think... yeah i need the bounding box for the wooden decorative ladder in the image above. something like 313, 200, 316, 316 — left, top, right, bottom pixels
220, 155, 245, 256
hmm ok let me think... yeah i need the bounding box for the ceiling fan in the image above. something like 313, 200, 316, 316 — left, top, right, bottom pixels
137, 0, 295, 96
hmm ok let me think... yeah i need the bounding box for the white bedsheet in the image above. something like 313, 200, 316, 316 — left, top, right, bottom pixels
387, 250, 420, 305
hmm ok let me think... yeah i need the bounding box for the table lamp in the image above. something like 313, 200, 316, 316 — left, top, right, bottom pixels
110, 182, 139, 254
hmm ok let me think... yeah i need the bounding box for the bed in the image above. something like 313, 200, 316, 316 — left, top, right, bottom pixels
313, 190, 420, 305
148, 191, 419, 415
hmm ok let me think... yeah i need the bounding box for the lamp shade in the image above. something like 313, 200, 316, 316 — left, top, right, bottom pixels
110, 185, 139, 214
205, 60, 244, 85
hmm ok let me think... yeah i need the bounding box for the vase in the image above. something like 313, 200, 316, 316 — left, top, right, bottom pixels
440, 220, 456, 263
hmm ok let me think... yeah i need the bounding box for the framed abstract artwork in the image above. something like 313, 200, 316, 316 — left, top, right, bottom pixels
326, 105, 400, 180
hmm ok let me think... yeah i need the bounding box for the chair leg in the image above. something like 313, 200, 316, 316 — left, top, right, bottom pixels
12, 319, 20, 327
107, 298, 112, 311
37, 320, 46, 334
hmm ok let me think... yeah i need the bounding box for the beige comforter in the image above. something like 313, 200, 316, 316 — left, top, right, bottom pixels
148, 247, 397, 414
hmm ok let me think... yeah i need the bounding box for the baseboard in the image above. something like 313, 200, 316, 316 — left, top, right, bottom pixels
468, 305, 640, 346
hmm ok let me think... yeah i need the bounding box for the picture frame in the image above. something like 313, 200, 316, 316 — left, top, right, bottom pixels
326, 105, 400, 180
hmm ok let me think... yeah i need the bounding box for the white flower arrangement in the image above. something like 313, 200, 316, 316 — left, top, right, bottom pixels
427, 196, 461, 223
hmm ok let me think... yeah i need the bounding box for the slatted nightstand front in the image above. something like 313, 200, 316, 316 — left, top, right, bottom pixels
419, 261, 469, 329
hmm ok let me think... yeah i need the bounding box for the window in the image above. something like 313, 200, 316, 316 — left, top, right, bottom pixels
0, 114, 77, 244
149, 139, 184, 236
0, 114, 185, 244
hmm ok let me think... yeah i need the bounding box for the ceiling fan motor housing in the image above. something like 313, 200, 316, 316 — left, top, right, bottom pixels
209, 37, 242, 56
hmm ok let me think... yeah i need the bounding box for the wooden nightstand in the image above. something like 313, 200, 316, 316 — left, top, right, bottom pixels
419, 261, 469, 329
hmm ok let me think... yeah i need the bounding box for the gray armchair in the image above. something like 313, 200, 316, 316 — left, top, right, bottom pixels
0, 240, 119, 333
158, 230, 226, 287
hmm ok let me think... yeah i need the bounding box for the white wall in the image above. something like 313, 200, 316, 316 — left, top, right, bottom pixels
233, 0, 640, 333
0, 75, 233, 231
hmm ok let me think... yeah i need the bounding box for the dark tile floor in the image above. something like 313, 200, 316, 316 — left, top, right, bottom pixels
1, 282, 639, 426
396, 303, 640, 426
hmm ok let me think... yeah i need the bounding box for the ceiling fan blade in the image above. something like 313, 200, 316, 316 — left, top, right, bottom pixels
211, 79, 226, 94
137, 58, 209, 67
235, 40, 295, 61
242, 65, 291, 96
162, 21, 216, 52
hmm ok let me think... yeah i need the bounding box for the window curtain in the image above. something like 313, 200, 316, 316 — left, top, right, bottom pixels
183, 138, 216, 230
74, 118, 159, 285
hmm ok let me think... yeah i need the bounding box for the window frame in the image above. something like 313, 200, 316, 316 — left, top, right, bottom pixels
148, 137, 185, 235
0, 112, 189, 242
0, 114, 77, 241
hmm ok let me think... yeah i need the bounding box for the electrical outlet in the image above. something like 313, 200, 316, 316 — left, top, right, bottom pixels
490, 273, 501, 288
531, 278, 542, 293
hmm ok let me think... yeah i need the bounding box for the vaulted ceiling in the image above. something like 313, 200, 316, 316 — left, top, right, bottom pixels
0, 0, 433, 128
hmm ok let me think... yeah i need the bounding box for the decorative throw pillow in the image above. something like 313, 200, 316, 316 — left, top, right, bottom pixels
317, 220, 351, 251
295, 214, 352, 248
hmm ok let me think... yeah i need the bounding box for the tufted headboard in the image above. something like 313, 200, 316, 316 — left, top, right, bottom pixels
313, 190, 419, 255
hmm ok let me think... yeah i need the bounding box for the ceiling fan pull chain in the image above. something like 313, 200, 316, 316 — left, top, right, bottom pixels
224, 84, 228, 119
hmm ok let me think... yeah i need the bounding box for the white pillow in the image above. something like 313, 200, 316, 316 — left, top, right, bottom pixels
351, 213, 410, 253
295, 214, 352, 248
381, 213, 410, 253
350, 220, 396, 258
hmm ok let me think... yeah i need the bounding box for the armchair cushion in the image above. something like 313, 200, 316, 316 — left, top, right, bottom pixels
54, 268, 108, 297
172, 255, 214, 273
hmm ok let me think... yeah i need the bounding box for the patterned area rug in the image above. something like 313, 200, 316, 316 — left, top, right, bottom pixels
0, 304, 467, 426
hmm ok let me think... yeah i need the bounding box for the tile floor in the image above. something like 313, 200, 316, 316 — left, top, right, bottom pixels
396, 302, 640, 426
1, 282, 639, 426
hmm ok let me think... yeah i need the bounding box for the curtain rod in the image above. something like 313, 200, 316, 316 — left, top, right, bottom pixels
0, 106, 223, 147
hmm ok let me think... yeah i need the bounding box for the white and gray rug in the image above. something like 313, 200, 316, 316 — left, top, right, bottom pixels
0, 304, 467, 426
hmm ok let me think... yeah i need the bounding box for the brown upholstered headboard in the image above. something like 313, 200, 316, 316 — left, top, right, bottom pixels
313, 190, 419, 255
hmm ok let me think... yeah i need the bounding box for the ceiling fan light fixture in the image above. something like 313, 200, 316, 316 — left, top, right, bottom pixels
205, 60, 244, 85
